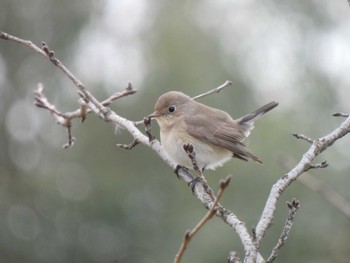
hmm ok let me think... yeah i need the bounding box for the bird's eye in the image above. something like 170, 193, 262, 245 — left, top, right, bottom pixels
168, 106, 176, 113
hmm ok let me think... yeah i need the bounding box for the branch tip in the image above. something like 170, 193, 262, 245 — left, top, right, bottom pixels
183, 143, 194, 153
0, 31, 8, 39
126, 82, 137, 94
292, 133, 313, 144
307, 160, 329, 170
62, 137, 76, 149
266, 198, 301, 263
286, 198, 300, 210
332, 112, 349, 118
116, 139, 140, 150
184, 230, 191, 240
220, 175, 232, 189
192, 80, 233, 100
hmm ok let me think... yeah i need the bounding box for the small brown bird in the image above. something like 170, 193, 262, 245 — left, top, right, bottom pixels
148, 91, 278, 170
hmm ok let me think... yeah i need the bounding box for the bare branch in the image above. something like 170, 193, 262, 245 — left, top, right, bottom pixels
34, 83, 76, 148
4, 31, 350, 263
34, 82, 136, 146
62, 119, 75, 149
144, 117, 155, 142
34, 83, 64, 118
255, 116, 350, 245
183, 143, 215, 200
182, 144, 203, 177
101, 82, 137, 106
116, 139, 140, 150
266, 198, 300, 263
191, 80, 233, 100
174, 176, 231, 263
292, 133, 314, 144
281, 156, 350, 220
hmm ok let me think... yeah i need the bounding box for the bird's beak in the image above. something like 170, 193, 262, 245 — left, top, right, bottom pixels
147, 111, 162, 119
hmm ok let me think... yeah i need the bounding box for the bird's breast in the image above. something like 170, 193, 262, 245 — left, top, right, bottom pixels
160, 123, 231, 170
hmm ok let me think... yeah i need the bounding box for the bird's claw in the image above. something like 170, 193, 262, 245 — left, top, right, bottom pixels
188, 176, 202, 194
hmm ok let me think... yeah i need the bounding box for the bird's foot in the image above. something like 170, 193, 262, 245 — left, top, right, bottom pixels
188, 176, 203, 194
175, 165, 190, 179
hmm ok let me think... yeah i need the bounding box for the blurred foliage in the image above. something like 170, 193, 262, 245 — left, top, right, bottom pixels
1, 0, 350, 262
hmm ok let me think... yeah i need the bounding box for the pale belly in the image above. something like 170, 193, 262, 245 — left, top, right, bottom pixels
161, 130, 232, 170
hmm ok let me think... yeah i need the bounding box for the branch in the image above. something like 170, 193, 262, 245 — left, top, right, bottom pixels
33, 82, 136, 147
292, 133, 314, 144
34, 83, 76, 148
4, 32, 350, 263
191, 80, 233, 100
116, 139, 140, 150
266, 198, 300, 263
255, 114, 350, 245
174, 176, 231, 263
1, 32, 260, 261
281, 156, 350, 219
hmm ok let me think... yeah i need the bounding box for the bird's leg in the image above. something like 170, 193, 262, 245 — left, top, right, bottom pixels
183, 143, 215, 200
175, 165, 190, 179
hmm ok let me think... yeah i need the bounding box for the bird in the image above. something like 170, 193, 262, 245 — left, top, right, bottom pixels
148, 91, 278, 171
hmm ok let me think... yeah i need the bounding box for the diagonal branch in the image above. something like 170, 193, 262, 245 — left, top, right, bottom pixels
174, 176, 231, 263
266, 198, 300, 263
0, 32, 260, 261
191, 80, 232, 100
292, 133, 314, 144
255, 115, 350, 245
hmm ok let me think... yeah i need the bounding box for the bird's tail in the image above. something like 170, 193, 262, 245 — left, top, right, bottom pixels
237, 101, 278, 137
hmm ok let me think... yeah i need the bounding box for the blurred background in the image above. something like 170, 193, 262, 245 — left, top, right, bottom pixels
1, 0, 350, 262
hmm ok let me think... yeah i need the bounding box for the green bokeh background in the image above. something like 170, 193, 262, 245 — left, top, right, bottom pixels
1, 1, 350, 262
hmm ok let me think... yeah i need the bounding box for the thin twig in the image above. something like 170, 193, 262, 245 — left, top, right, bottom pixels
281, 156, 350, 219
34, 83, 76, 148
307, 160, 329, 170
174, 176, 231, 263
191, 80, 233, 100
182, 143, 203, 177
34, 83, 64, 117
183, 143, 215, 200
34, 83, 135, 147
116, 139, 140, 150
266, 199, 300, 263
101, 82, 137, 106
292, 133, 314, 144
144, 117, 155, 142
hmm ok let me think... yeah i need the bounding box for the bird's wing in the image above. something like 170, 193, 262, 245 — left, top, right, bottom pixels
185, 112, 262, 163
